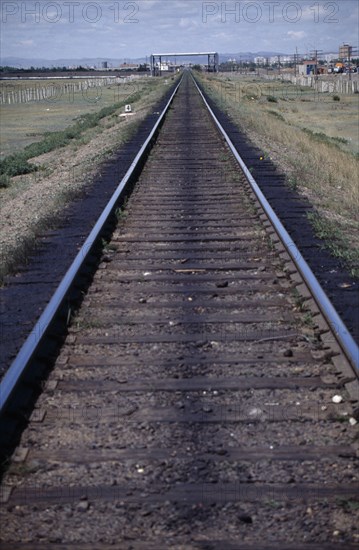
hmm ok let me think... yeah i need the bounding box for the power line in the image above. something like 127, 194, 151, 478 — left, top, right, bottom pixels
310, 49, 323, 80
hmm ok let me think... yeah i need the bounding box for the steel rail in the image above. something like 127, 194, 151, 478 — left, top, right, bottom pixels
0, 75, 184, 414
191, 73, 359, 374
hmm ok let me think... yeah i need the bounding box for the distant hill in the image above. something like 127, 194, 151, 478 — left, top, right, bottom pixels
220, 51, 287, 61
1, 52, 292, 69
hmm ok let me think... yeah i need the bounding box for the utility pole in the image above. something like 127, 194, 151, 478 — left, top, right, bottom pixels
294, 47, 299, 77
310, 49, 323, 81
348, 47, 358, 81
277, 55, 281, 75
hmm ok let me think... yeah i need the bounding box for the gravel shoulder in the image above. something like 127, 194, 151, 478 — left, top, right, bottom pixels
0, 84, 166, 280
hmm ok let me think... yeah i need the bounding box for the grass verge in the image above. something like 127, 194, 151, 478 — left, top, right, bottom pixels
0, 76, 179, 281
0, 91, 143, 178
197, 73, 359, 276
307, 212, 359, 278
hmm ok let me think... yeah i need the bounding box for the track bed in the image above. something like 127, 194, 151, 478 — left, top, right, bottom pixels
0, 74, 358, 548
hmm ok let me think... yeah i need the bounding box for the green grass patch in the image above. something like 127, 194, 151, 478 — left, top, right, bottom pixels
267, 110, 285, 121
0, 154, 37, 177
336, 499, 359, 511
0, 91, 142, 179
287, 175, 299, 191
0, 174, 11, 188
307, 211, 359, 278
292, 288, 306, 312
302, 128, 348, 148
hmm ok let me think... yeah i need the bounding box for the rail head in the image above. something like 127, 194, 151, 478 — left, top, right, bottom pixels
0, 75, 184, 414
190, 72, 359, 375
1, 71, 357, 419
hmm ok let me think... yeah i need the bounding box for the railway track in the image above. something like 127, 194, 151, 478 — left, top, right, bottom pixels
0, 72, 358, 548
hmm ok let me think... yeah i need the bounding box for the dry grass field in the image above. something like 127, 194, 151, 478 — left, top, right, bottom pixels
198, 72, 359, 276
0, 77, 162, 157
1, 72, 357, 278
0, 75, 177, 279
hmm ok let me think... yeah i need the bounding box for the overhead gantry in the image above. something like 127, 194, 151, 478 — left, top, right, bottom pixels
150, 52, 219, 75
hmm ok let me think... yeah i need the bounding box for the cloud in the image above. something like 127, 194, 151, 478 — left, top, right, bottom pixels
1, 0, 357, 60
17, 40, 35, 46
213, 32, 232, 41
287, 31, 306, 39
179, 17, 198, 29
139, 0, 162, 10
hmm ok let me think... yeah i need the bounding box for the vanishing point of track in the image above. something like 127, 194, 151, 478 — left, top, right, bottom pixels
0, 72, 358, 548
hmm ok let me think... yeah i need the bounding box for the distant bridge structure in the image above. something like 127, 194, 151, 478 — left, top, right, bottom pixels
150, 52, 219, 75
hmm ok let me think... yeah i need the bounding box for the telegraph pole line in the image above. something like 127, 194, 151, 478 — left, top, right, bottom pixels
348, 47, 358, 81
310, 49, 323, 80
293, 47, 300, 77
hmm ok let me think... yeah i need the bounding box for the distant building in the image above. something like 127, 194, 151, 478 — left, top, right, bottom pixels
101, 61, 108, 69
268, 55, 291, 65
298, 60, 318, 75
155, 62, 170, 72
254, 56, 266, 65
323, 53, 337, 62
339, 44, 352, 61
118, 63, 139, 71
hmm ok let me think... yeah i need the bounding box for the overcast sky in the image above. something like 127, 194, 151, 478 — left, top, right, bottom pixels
1, 0, 358, 62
